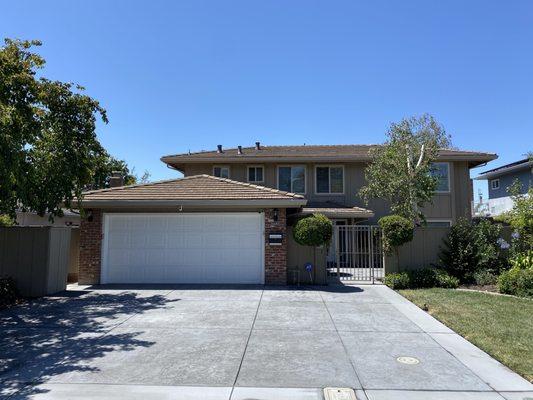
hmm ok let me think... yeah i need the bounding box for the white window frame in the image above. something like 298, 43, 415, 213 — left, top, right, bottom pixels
213, 165, 230, 179
314, 165, 345, 195
247, 165, 265, 183
490, 179, 500, 190
276, 165, 307, 194
432, 162, 451, 193
426, 219, 452, 227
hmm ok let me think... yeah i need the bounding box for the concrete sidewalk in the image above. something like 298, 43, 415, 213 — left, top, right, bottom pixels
1, 284, 531, 400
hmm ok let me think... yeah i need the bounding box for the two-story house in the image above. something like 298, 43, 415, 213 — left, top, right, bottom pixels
474, 158, 532, 216
76, 143, 496, 286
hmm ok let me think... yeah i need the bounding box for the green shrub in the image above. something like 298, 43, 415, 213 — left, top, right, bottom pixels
0, 215, 15, 227
498, 267, 533, 298
409, 268, 439, 288
505, 183, 533, 253
378, 215, 414, 253
473, 270, 498, 286
0, 277, 20, 308
384, 268, 459, 290
439, 218, 506, 283
434, 269, 460, 288
383, 272, 410, 289
510, 250, 533, 270
292, 213, 333, 247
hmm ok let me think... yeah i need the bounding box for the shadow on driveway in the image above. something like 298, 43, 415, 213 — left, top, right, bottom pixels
0, 289, 177, 399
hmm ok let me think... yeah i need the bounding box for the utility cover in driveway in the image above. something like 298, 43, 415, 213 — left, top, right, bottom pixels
323, 387, 357, 400
102, 212, 263, 284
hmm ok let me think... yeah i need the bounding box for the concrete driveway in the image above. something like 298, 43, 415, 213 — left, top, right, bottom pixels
0, 284, 531, 400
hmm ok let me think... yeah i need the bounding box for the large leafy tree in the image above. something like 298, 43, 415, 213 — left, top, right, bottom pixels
1, 39, 108, 218
359, 114, 452, 224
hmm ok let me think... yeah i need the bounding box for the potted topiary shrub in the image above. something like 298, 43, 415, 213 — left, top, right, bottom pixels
292, 213, 333, 283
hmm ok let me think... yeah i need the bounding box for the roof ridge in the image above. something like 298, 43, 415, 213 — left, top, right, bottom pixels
160, 144, 381, 159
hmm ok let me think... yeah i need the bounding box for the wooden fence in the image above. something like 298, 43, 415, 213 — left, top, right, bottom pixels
0, 227, 73, 296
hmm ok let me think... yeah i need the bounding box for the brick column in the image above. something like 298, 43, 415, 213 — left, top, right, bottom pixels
78, 209, 103, 285
264, 208, 287, 285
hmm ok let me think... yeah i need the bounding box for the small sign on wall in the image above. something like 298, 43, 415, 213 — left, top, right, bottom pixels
268, 232, 283, 245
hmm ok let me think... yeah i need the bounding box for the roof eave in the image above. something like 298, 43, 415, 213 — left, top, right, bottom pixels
475, 162, 532, 180
75, 198, 308, 209
297, 209, 375, 219
161, 154, 498, 166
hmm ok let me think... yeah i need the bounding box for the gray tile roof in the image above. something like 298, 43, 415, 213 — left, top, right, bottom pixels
161, 144, 497, 165
80, 175, 305, 201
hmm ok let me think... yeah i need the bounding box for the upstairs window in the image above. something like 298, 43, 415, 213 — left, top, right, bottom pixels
490, 179, 500, 190
247, 166, 264, 183
316, 166, 344, 194
430, 162, 450, 192
213, 166, 229, 179
278, 166, 305, 193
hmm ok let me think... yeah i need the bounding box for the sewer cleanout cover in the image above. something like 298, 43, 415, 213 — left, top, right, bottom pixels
323, 387, 357, 400
396, 356, 420, 365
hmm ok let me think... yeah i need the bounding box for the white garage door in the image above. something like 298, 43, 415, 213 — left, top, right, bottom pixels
102, 213, 264, 284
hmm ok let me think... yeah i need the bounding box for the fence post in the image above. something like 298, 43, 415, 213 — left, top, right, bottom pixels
335, 225, 340, 278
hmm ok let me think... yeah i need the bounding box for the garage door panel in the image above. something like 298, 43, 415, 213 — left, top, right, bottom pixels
108, 216, 129, 230
147, 216, 167, 230
239, 232, 262, 248
146, 232, 166, 248
164, 250, 184, 265
145, 249, 166, 265
166, 233, 185, 249
108, 249, 131, 267
204, 216, 226, 230
131, 232, 148, 247
103, 213, 264, 284
238, 219, 261, 232
130, 216, 148, 229
184, 234, 204, 249
108, 233, 130, 249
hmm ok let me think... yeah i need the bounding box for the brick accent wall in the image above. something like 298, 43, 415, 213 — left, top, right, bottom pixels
78, 209, 103, 285
264, 208, 288, 285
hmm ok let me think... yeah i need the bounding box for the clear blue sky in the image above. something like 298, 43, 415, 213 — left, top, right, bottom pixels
2, 1, 532, 199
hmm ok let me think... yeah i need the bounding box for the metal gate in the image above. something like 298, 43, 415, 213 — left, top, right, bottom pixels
329, 225, 384, 283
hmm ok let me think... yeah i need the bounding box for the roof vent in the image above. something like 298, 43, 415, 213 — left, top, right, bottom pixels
237, 145, 243, 155
217, 144, 223, 153
255, 141, 261, 150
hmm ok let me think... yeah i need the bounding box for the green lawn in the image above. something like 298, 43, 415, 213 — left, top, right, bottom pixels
399, 288, 533, 382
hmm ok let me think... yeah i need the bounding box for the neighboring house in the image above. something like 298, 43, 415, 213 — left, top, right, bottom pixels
16, 210, 80, 227
76, 143, 496, 285
474, 158, 532, 216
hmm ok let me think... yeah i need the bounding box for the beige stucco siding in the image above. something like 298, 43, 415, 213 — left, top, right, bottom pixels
181, 161, 473, 223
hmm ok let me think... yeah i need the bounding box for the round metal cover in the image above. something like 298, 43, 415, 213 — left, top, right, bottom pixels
396, 356, 420, 365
